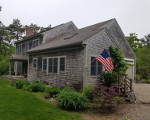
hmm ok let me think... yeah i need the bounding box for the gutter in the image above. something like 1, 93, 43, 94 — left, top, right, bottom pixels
26, 41, 83, 54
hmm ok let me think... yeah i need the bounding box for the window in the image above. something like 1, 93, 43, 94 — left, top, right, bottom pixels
25, 42, 29, 51
33, 58, 37, 69
17, 44, 22, 54
48, 58, 58, 73
60, 57, 65, 71
91, 57, 102, 76
33, 40, 39, 48
42, 58, 47, 71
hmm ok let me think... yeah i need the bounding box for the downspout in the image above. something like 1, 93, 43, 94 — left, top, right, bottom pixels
82, 43, 87, 87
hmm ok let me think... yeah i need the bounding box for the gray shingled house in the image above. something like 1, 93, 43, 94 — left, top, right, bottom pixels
9, 19, 135, 89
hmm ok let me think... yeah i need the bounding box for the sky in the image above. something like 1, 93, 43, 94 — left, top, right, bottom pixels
0, 0, 150, 38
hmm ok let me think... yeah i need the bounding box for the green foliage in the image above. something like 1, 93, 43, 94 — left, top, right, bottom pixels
56, 89, 89, 110
141, 79, 150, 84
28, 83, 46, 92
32, 80, 40, 83
126, 33, 142, 54
142, 33, 150, 46
15, 79, 26, 89
0, 59, 9, 75
83, 85, 94, 101
136, 46, 150, 78
109, 46, 128, 74
45, 86, 61, 97
99, 72, 117, 87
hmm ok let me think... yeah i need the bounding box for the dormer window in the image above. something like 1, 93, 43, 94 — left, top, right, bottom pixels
25, 42, 29, 51
33, 39, 39, 48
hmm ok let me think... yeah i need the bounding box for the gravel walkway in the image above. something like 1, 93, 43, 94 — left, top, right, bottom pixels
82, 82, 150, 120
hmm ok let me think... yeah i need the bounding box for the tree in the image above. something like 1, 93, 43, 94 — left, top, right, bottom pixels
109, 46, 128, 74
136, 46, 150, 78
126, 33, 142, 54
142, 34, 150, 46
6, 19, 25, 42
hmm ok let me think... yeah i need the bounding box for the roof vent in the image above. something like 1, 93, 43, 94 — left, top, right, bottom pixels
64, 33, 79, 40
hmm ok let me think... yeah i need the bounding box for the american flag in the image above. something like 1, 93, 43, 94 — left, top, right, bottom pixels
96, 50, 114, 71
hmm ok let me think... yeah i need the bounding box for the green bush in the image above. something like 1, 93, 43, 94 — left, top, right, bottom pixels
32, 80, 40, 83
0, 59, 9, 75
56, 89, 89, 110
45, 86, 62, 97
28, 83, 46, 92
137, 66, 149, 79
83, 85, 94, 101
15, 79, 26, 89
99, 72, 117, 87
141, 79, 150, 84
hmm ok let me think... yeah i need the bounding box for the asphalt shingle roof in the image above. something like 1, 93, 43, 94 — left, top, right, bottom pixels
27, 19, 114, 53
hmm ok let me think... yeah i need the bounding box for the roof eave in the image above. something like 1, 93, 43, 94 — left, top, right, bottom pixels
26, 41, 83, 54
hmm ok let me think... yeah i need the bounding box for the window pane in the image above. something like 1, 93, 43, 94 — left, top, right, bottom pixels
60, 58, 65, 71
36, 40, 38, 46
98, 61, 102, 75
48, 58, 52, 73
54, 58, 58, 65
43, 59, 47, 71
33, 59, 37, 68
53, 58, 58, 73
91, 57, 96, 75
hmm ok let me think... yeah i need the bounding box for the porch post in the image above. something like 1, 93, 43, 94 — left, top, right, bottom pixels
15, 62, 17, 76
9, 61, 11, 76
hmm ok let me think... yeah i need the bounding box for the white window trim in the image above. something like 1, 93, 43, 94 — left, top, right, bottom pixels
90, 55, 103, 77
33, 58, 37, 69
124, 58, 134, 64
25, 42, 29, 51
125, 58, 134, 79
42, 57, 47, 72
46, 56, 66, 75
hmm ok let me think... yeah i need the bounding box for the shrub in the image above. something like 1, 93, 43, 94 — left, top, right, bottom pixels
137, 66, 149, 79
99, 72, 117, 87
56, 89, 89, 110
83, 85, 94, 101
141, 79, 150, 84
28, 83, 46, 92
45, 86, 62, 97
32, 80, 40, 83
92, 83, 121, 108
15, 79, 26, 89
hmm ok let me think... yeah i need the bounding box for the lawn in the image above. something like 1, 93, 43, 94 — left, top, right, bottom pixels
0, 78, 82, 120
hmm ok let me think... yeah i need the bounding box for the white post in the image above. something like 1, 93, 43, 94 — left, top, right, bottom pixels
15, 62, 17, 76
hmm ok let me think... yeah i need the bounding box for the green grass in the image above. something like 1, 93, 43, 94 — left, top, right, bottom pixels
0, 78, 82, 120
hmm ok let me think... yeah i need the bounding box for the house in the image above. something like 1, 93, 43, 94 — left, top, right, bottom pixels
9, 19, 136, 89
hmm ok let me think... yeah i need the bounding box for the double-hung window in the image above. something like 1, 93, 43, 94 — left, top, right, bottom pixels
47, 57, 65, 73
48, 58, 58, 73
33, 40, 39, 48
17, 44, 22, 54
25, 42, 29, 51
91, 57, 102, 76
33, 58, 37, 69
60, 57, 65, 71
42, 58, 47, 71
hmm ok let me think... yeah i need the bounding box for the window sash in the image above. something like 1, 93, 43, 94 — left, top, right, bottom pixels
60, 57, 65, 71
25, 42, 29, 51
43, 58, 47, 71
33, 59, 37, 69
91, 57, 102, 76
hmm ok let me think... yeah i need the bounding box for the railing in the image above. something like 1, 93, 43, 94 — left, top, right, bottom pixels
118, 74, 133, 94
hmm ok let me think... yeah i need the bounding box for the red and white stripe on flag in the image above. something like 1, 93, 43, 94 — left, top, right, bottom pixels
96, 55, 114, 71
